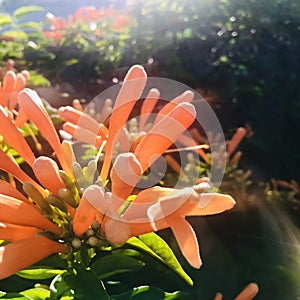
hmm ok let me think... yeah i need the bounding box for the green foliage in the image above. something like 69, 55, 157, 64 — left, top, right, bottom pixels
111, 286, 192, 300
64, 265, 110, 300
13, 6, 44, 20
0, 5, 44, 62
17, 267, 66, 280
91, 254, 145, 279
127, 233, 193, 286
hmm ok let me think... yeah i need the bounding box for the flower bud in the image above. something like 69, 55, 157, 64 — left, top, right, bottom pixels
23, 182, 52, 214
47, 194, 68, 213
58, 188, 77, 208
71, 238, 82, 249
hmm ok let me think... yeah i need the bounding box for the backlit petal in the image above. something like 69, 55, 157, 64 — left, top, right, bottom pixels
0, 105, 36, 166
0, 180, 31, 204
166, 215, 202, 268
58, 106, 100, 134
73, 186, 105, 236
153, 90, 194, 125
0, 236, 67, 279
134, 102, 196, 171
3, 70, 16, 92
139, 88, 160, 131
8, 73, 26, 109
62, 122, 102, 147
0, 149, 40, 190
0, 194, 61, 234
18, 89, 68, 172
125, 186, 192, 221
0, 222, 40, 241
185, 193, 235, 216
101, 65, 147, 181
110, 153, 143, 201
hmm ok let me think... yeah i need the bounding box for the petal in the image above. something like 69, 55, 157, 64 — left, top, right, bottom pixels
139, 88, 160, 131
73, 185, 105, 236
3, 71, 16, 92
0, 180, 31, 204
227, 127, 246, 157
153, 90, 194, 125
0, 236, 67, 279
0, 148, 41, 190
101, 65, 147, 181
18, 89, 68, 172
110, 153, 143, 201
15, 108, 29, 128
125, 186, 193, 221
0, 222, 40, 241
185, 193, 236, 216
103, 216, 131, 245
8, 73, 26, 109
0, 194, 61, 234
62, 122, 102, 147
33, 156, 66, 195
0, 106, 36, 166
234, 283, 259, 300
58, 106, 101, 135
166, 215, 202, 268
134, 102, 196, 171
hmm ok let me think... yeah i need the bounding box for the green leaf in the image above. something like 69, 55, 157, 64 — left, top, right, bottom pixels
0, 14, 12, 27
64, 265, 110, 300
50, 275, 74, 300
27, 72, 51, 87
20, 288, 50, 300
17, 266, 66, 280
1, 30, 27, 40
91, 254, 145, 279
0, 292, 30, 299
18, 22, 41, 30
111, 286, 192, 300
127, 233, 193, 286
13, 6, 44, 20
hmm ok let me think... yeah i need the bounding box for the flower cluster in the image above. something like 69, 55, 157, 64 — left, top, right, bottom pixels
44, 6, 132, 41
0, 65, 237, 281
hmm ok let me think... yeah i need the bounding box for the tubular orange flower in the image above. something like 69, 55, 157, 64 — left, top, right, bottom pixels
0, 222, 41, 242
227, 127, 247, 158
0, 180, 30, 203
0, 89, 77, 279
18, 88, 70, 174
60, 65, 236, 270
0, 194, 61, 234
0, 105, 36, 166
0, 236, 67, 279
214, 282, 259, 300
101, 185, 235, 268
0, 65, 237, 284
